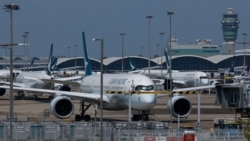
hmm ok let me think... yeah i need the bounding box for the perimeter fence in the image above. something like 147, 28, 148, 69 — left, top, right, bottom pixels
0, 121, 247, 141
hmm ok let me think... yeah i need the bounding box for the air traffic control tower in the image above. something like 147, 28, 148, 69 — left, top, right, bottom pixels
221, 8, 240, 54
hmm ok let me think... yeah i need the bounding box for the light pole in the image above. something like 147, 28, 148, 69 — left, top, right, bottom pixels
243, 33, 247, 66
146, 16, 153, 76
22, 34, 26, 70
92, 38, 104, 141
67, 46, 71, 58
24, 32, 29, 61
22, 32, 29, 70
140, 46, 143, 56
74, 44, 77, 69
167, 11, 174, 140
167, 11, 174, 85
120, 33, 125, 72
159, 32, 164, 77
3, 4, 20, 141
156, 43, 160, 59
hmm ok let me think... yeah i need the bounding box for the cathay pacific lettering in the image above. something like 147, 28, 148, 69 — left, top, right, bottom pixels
109, 78, 128, 85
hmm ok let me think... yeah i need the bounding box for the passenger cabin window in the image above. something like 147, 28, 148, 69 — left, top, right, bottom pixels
135, 85, 153, 91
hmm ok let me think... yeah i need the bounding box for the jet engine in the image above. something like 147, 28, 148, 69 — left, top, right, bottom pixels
59, 85, 71, 91
50, 96, 74, 119
167, 95, 192, 118
0, 88, 6, 96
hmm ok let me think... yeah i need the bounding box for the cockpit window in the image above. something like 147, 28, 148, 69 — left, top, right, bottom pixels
135, 85, 154, 91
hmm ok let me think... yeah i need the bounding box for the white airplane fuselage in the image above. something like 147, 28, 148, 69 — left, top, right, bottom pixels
170, 71, 209, 87
80, 73, 157, 111
15, 71, 53, 89
0, 69, 21, 79
129, 69, 208, 87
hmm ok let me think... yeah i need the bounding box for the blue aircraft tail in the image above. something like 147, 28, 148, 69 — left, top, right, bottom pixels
129, 57, 137, 71
82, 32, 92, 76
29, 57, 37, 67
51, 57, 58, 71
164, 48, 170, 73
46, 44, 54, 76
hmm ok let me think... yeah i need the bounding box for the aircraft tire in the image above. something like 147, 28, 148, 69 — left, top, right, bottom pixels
75, 115, 82, 121
20, 94, 25, 100
142, 115, 149, 121
84, 115, 91, 121
34, 95, 38, 100
48, 96, 54, 101
132, 115, 140, 121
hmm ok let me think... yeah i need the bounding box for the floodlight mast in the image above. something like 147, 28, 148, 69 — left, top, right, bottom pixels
3, 4, 20, 141
92, 37, 104, 141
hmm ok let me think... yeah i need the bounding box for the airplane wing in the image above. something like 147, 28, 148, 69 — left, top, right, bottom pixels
0, 85, 110, 103
0, 81, 25, 88
173, 80, 186, 86
156, 84, 216, 98
173, 85, 216, 92
42, 78, 81, 87
54, 75, 83, 82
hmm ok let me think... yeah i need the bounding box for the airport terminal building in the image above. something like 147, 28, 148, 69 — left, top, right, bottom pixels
0, 53, 248, 73
0, 38, 247, 73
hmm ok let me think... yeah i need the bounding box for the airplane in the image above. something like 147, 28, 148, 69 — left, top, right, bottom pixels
48, 57, 86, 77
128, 48, 209, 87
0, 69, 21, 79
0, 44, 80, 100
0, 32, 215, 121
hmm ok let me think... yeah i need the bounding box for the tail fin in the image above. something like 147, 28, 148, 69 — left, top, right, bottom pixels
82, 32, 92, 76
51, 57, 58, 71
46, 44, 54, 76
129, 57, 137, 71
164, 48, 170, 73
29, 57, 36, 67
246, 65, 250, 72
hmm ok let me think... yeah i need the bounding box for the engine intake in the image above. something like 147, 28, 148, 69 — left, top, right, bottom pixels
0, 88, 6, 96
167, 95, 192, 118
59, 85, 71, 91
50, 96, 74, 119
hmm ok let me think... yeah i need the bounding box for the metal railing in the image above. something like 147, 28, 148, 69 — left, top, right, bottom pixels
0, 121, 247, 141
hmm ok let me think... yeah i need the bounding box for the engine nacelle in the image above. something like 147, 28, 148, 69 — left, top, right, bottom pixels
0, 88, 6, 96
59, 85, 71, 92
167, 95, 192, 118
50, 96, 74, 119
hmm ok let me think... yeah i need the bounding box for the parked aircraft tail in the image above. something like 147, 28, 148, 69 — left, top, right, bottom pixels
129, 57, 137, 71
46, 44, 54, 76
29, 57, 37, 67
82, 32, 92, 76
164, 48, 170, 73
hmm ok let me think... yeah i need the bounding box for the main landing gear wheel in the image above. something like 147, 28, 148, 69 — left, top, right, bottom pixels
132, 111, 150, 121
75, 100, 92, 121
15, 91, 25, 100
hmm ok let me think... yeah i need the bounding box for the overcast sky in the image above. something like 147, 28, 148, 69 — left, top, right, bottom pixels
0, 0, 249, 59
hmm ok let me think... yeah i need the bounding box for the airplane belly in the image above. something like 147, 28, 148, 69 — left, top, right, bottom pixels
103, 95, 127, 110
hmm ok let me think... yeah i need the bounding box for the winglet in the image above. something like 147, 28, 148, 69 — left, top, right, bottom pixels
82, 32, 92, 76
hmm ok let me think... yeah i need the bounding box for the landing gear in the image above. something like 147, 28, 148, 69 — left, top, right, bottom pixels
75, 100, 92, 121
15, 91, 25, 100
132, 111, 150, 121
48, 96, 54, 101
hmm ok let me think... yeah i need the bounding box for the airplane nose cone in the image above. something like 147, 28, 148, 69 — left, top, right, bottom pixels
131, 94, 156, 110
201, 78, 209, 85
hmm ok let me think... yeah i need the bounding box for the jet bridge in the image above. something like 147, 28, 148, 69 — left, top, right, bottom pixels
215, 81, 250, 117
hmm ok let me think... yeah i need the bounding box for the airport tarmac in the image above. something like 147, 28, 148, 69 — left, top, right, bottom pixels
0, 93, 236, 129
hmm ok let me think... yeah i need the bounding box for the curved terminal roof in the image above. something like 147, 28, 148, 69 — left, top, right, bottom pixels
52, 54, 250, 72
